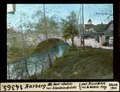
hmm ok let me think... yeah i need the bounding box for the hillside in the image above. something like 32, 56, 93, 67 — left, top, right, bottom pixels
33, 47, 113, 79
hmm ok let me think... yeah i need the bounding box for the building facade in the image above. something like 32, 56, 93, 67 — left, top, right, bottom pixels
85, 19, 94, 32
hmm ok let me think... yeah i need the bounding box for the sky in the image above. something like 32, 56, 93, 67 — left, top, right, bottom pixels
7, 4, 113, 29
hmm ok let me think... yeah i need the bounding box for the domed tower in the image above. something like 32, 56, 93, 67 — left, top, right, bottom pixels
85, 19, 94, 32
87, 19, 92, 24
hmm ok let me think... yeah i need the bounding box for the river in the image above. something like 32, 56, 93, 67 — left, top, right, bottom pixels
7, 43, 70, 79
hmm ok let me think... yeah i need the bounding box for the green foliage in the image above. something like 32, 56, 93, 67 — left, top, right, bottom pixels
94, 24, 106, 32
61, 11, 79, 46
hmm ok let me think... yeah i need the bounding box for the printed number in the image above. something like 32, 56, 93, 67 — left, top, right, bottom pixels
3, 85, 15, 91
7, 85, 11, 91
3, 85, 11, 91
3, 85, 7, 91
12, 85, 15, 90
2, 84, 23, 91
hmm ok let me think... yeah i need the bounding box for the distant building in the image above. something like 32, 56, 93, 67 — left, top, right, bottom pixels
85, 19, 94, 32
83, 19, 113, 47
104, 20, 113, 46
85, 19, 107, 32
104, 21, 113, 32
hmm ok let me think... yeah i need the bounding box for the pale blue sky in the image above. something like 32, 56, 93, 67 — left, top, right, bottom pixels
7, 4, 113, 28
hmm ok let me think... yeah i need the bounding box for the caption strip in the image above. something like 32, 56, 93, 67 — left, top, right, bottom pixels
1, 82, 119, 91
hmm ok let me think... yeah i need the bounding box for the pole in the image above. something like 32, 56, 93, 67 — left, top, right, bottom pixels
43, 4, 48, 39
81, 4, 85, 47
78, 4, 81, 47
43, 4, 52, 67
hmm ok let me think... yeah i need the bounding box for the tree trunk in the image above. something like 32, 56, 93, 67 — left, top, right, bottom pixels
21, 33, 30, 78
71, 36, 75, 47
47, 52, 52, 68
82, 36, 85, 47
20, 17, 30, 78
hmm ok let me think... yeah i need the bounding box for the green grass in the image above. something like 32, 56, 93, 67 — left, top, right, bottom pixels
36, 47, 113, 79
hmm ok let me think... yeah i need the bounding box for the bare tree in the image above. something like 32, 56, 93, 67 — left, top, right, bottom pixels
18, 12, 30, 78
43, 4, 52, 67
32, 5, 55, 68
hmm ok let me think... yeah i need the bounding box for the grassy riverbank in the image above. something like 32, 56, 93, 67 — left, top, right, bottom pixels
36, 47, 113, 79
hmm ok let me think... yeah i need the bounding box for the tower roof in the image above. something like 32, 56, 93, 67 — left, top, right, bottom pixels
88, 19, 92, 22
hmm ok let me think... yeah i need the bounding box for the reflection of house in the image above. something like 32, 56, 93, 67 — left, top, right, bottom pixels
85, 19, 94, 32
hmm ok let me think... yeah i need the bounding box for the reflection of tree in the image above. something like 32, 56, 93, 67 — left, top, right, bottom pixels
17, 12, 30, 78
14, 62, 25, 79
38, 56, 45, 76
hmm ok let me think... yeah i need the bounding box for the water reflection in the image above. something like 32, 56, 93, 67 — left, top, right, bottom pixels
7, 43, 70, 79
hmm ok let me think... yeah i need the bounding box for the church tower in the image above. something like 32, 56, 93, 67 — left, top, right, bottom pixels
87, 19, 92, 24
85, 19, 94, 32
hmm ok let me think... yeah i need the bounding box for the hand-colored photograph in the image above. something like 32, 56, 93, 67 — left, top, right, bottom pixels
7, 4, 113, 80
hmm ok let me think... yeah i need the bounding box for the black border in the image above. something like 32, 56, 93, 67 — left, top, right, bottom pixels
0, 0, 120, 83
